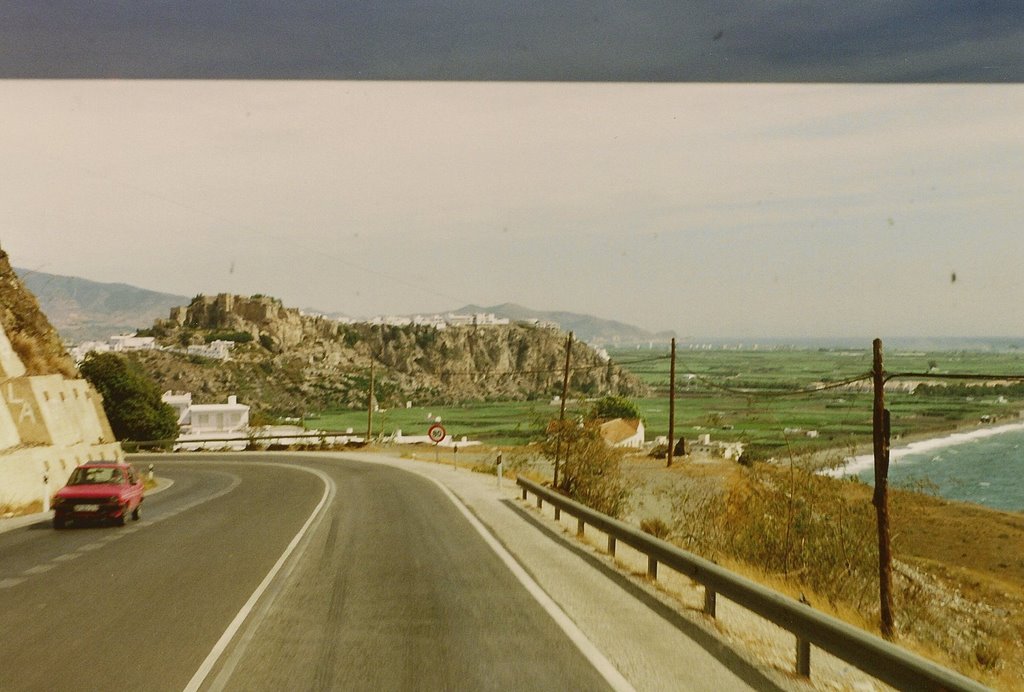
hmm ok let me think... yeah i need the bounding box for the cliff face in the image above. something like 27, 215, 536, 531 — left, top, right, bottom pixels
0, 252, 77, 378
0, 248, 122, 507
142, 294, 647, 416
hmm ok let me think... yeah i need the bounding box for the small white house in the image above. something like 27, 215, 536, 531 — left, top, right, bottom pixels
599, 418, 645, 449
161, 392, 249, 434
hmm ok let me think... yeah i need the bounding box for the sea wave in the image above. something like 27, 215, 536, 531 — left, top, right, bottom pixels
824, 420, 1024, 478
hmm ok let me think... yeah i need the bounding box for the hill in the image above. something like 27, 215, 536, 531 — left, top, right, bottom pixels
455, 303, 675, 346
14, 268, 190, 342
133, 294, 648, 417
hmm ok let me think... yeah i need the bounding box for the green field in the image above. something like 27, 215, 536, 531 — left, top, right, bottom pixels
309, 345, 1024, 459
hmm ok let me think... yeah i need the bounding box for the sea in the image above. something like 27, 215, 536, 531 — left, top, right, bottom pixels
829, 423, 1024, 513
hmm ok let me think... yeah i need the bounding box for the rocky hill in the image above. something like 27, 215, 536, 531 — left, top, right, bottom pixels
135, 294, 648, 417
1, 253, 77, 378
0, 247, 122, 508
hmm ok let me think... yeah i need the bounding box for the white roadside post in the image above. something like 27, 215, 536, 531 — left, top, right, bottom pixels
42, 473, 50, 513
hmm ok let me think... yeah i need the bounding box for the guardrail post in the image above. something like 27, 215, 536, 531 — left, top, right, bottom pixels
537, 496, 543, 509
577, 518, 585, 536
796, 637, 811, 678
607, 535, 616, 556
521, 487, 527, 501
554, 507, 561, 520
647, 556, 658, 579
704, 588, 717, 618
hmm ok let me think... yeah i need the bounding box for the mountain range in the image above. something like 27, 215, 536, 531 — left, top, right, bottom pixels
15, 269, 673, 346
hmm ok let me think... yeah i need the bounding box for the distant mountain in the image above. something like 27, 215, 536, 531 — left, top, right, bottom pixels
12, 268, 674, 347
14, 268, 189, 342
454, 303, 675, 346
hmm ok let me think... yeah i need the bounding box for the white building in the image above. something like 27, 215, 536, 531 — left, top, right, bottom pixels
70, 332, 156, 362
186, 340, 235, 361
161, 392, 250, 434
598, 418, 645, 449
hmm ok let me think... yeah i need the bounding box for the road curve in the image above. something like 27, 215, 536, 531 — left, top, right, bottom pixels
0, 454, 615, 691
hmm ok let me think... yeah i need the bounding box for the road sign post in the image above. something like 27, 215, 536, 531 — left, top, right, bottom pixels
428, 423, 446, 466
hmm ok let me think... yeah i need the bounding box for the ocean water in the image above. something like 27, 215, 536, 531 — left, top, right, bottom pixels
833, 423, 1024, 513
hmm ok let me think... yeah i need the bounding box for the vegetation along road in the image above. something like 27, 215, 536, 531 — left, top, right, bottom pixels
0, 453, 781, 691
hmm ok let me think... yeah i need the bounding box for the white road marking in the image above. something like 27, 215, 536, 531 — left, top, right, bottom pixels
79, 543, 104, 551
53, 553, 82, 562
23, 564, 55, 575
0, 578, 26, 588
423, 475, 636, 692
183, 464, 335, 692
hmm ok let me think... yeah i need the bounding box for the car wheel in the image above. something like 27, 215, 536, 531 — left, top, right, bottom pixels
132, 504, 141, 521
53, 515, 66, 530
116, 509, 127, 527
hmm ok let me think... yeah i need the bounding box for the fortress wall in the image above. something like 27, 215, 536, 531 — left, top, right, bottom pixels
0, 442, 124, 507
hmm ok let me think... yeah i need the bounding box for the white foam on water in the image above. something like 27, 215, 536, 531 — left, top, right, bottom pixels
824, 421, 1024, 479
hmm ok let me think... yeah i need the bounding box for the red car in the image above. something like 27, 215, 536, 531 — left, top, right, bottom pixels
52, 462, 144, 529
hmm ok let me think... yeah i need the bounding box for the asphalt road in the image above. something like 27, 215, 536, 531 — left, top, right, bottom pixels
0, 455, 615, 691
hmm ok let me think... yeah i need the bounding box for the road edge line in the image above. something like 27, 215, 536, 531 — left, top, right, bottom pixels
423, 475, 636, 692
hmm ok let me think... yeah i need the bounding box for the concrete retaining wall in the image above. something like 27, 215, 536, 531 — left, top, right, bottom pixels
0, 322, 123, 507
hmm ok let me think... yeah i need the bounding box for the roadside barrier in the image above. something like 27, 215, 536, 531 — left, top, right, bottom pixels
516, 476, 989, 691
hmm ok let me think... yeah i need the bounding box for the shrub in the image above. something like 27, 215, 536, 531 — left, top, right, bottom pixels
542, 419, 630, 518
79, 352, 180, 442
668, 458, 877, 609
588, 395, 641, 421
640, 517, 671, 539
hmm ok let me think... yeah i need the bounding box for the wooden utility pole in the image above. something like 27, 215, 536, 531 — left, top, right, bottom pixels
668, 337, 676, 468
872, 338, 896, 639
366, 357, 375, 442
553, 331, 573, 488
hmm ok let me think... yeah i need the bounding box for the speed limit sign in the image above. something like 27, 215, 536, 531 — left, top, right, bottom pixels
428, 423, 446, 443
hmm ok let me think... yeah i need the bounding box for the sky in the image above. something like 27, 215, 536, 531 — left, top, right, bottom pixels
1, 1, 1022, 81
1, 80, 1021, 339
1, 3, 1022, 340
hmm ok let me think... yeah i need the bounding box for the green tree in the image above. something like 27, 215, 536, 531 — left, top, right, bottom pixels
79, 353, 180, 442
588, 395, 641, 421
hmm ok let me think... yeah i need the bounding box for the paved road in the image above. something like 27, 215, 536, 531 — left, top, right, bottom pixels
0, 455, 617, 691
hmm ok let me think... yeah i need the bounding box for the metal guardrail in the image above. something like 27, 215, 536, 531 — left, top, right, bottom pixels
516, 476, 989, 691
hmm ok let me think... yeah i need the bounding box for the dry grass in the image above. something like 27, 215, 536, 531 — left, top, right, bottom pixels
614, 450, 1024, 689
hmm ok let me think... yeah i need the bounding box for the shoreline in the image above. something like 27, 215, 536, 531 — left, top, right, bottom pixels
824, 419, 1024, 478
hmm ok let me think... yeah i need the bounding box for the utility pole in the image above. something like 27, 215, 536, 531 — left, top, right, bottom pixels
668, 337, 676, 468
366, 356, 375, 443
553, 331, 573, 488
872, 338, 896, 639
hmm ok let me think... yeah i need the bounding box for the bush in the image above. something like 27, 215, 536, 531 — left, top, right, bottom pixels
543, 419, 630, 518
668, 458, 877, 609
79, 353, 180, 442
640, 517, 671, 539
588, 395, 641, 421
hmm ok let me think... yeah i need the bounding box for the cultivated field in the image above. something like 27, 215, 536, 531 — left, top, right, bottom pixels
312, 345, 1024, 459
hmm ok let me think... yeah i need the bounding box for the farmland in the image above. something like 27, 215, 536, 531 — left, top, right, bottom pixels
311, 345, 1024, 459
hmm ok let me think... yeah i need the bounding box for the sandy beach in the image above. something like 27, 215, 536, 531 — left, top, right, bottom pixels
825, 419, 1024, 478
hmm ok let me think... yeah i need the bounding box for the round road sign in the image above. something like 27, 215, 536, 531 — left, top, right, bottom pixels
428, 423, 446, 443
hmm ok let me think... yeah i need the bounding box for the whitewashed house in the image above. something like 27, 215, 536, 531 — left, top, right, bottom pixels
161, 391, 250, 450
598, 418, 645, 449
